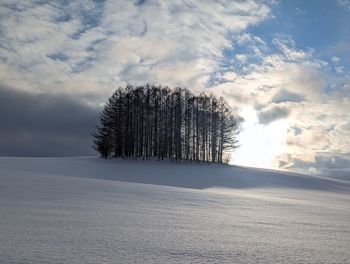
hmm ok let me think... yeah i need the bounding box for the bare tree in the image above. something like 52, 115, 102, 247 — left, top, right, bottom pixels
93, 84, 239, 163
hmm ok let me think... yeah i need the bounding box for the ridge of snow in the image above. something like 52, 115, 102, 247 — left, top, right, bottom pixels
0, 156, 348, 192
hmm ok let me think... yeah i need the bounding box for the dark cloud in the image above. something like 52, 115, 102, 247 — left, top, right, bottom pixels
272, 89, 304, 103
278, 153, 350, 180
289, 125, 302, 136
314, 155, 350, 170
0, 85, 100, 156
258, 105, 290, 124
135, 0, 147, 5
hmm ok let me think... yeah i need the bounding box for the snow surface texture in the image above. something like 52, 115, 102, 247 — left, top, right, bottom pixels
0, 157, 349, 264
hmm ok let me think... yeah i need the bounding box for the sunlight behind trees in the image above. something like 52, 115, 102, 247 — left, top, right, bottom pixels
233, 107, 288, 168
93, 84, 239, 163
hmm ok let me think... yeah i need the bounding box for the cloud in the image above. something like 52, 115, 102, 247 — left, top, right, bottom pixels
0, 0, 272, 98
276, 117, 350, 177
0, 84, 99, 156
0, 0, 349, 176
337, 0, 350, 11
331, 56, 340, 63
272, 90, 304, 103
0, 0, 274, 157
272, 37, 309, 61
258, 105, 290, 124
277, 153, 350, 180
210, 32, 350, 174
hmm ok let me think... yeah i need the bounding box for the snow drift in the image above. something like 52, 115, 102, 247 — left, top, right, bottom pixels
1, 157, 349, 264
0, 156, 348, 192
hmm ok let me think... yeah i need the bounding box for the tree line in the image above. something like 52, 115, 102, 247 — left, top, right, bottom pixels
93, 84, 239, 163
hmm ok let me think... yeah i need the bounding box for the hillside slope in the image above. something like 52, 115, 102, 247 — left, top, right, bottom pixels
1, 157, 349, 264
0, 156, 349, 192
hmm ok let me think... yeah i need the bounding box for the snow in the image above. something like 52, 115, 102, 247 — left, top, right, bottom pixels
0, 157, 349, 263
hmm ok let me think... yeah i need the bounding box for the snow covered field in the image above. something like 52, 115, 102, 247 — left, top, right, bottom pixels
0, 157, 349, 263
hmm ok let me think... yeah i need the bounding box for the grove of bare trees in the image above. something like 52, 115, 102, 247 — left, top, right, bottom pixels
93, 84, 239, 163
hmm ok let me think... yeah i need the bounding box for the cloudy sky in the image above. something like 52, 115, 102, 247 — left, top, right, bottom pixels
1, 0, 349, 177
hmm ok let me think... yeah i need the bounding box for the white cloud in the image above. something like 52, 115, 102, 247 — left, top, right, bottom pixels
258, 104, 290, 124
1, 0, 349, 175
337, 0, 350, 11
331, 56, 340, 63
210, 33, 350, 175
0, 0, 272, 101
272, 37, 309, 61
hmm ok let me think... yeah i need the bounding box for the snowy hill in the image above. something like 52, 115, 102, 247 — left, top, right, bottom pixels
0, 156, 349, 192
1, 157, 349, 263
